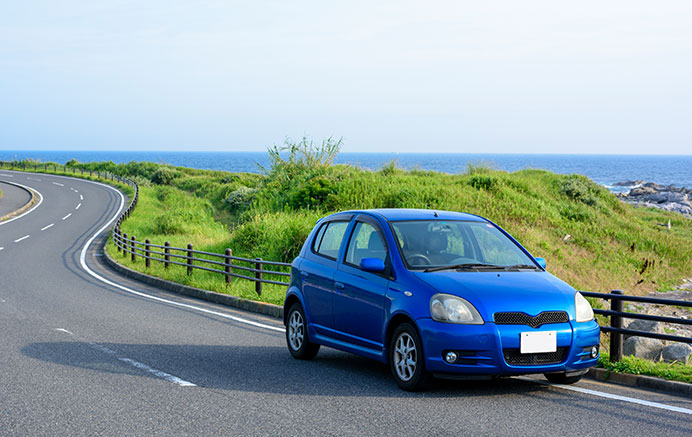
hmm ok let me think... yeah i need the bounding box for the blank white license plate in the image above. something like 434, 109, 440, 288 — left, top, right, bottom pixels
520, 331, 557, 354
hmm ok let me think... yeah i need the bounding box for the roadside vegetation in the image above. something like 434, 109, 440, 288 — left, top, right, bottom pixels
598, 352, 692, 383
6, 141, 692, 303
3, 146, 691, 380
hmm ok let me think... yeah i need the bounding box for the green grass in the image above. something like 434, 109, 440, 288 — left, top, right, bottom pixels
598, 352, 692, 383
4, 154, 692, 382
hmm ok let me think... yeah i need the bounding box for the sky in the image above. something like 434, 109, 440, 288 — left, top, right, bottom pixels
1, 1, 691, 154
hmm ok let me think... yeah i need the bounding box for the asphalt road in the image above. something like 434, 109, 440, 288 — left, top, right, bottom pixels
1, 169, 691, 436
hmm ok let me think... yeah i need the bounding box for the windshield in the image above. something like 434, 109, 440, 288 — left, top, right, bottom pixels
390, 220, 536, 271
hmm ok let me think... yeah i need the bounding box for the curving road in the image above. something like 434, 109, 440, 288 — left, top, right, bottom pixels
0, 169, 691, 436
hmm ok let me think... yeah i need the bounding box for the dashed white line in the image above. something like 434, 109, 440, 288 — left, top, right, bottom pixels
75, 203, 81, 210
52, 182, 65, 187
0, 173, 13, 177
41, 223, 55, 231
54, 328, 195, 387
80, 194, 83, 200
14, 235, 30, 243
62, 213, 72, 220
27, 177, 42, 181
0, 247, 4, 251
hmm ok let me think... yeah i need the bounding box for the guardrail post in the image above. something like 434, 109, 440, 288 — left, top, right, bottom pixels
145, 239, 151, 268
225, 249, 232, 284
131, 236, 137, 262
122, 233, 128, 257
164, 241, 170, 268
610, 289, 624, 362
187, 244, 193, 275
255, 258, 263, 296
116, 231, 121, 252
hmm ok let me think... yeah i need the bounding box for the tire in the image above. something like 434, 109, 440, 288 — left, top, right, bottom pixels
286, 303, 320, 360
544, 372, 583, 384
389, 323, 429, 391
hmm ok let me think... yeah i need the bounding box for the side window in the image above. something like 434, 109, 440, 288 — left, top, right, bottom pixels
345, 222, 387, 267
312, 221, 349, 260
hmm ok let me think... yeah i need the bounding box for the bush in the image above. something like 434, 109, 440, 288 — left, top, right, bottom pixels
225, 186, 258, 212
559, 175, 599, 206
151, 167, 181, 185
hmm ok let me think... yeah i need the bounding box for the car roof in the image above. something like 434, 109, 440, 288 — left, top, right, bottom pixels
334, 208, 488, 222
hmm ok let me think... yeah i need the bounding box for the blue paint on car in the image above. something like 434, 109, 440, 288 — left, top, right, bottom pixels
284, 209, 600, 391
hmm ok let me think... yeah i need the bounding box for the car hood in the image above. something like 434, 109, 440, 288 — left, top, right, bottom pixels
412, 270, 577, 321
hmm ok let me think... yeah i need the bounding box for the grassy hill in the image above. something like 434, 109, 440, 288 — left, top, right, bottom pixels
59, 142, 692, 305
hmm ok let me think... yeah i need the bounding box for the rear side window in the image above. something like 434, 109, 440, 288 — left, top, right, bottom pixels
312, 221, 349, 260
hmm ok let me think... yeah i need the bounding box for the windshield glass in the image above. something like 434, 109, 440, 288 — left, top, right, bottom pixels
390, 220, 535, 270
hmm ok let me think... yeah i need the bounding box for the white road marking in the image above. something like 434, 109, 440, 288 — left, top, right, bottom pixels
62, 213, 72, 220
41, 223, 55, 231
0, 247, 4, 251
27, 177, 41, 181
80, 194, 83, 200
54, 328, 195, 387
0, 173, 13, 177
76, 203, 81, 210
518, 376, 692, 416
52, 182, 64, 186
79, 183, 285, 334
0, 181, 44, 226
14, 235, 30, 243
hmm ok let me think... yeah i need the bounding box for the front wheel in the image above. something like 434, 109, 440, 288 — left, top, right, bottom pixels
544, 372, 583, 384
389, 323, 429, 391
286, 303, 320, 360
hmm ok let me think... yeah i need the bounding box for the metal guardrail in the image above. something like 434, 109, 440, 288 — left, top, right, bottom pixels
581, 290, 692, 362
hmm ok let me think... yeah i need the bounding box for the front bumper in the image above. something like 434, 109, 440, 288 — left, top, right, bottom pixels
417, 317, 600, 376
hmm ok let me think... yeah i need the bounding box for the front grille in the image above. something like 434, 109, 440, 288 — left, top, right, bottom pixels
494, 311, 568, 328
503, 347, 569, 366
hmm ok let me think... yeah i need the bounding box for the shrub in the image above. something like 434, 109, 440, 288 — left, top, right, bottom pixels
151, 167, 181, 185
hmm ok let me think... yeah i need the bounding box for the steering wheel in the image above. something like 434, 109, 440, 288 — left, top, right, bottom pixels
407, 254, 431, 266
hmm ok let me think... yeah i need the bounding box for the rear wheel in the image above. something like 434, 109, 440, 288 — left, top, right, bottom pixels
286, 303, 320, 360
389, 323, 429, 391
544, 372, 583, 384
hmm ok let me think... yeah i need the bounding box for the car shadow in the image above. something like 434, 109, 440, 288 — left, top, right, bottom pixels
21, 341, 548, 398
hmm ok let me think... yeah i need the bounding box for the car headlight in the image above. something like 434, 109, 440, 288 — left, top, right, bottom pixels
575, 292, 594, 322
430, 294, 483, 324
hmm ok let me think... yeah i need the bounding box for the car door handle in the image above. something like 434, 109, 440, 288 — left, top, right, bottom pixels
300, 271, 309, 278
335, 282, 345, 290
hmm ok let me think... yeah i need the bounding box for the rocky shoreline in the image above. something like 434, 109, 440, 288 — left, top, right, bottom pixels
615, 180, 692, 217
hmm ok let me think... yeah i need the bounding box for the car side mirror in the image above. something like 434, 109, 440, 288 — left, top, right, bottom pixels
360, 257, 386, 273
535, 257, 546, 269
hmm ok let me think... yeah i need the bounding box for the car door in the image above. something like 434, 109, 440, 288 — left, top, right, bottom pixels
332, 216, 391, 350
300, 219, 350, 333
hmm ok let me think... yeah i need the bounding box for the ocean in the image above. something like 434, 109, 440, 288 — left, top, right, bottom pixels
1, 150, 691, 193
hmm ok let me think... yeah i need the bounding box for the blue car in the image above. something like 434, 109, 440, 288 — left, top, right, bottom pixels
283, 209, 600, 391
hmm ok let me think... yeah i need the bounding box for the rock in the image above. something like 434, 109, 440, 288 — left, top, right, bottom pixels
629, 186, 657, 196
618, 180, 692, 218
613, 180, 646, 187
624, 319, 664, 339
623, 336, 664, 360
661, 344, 692, 363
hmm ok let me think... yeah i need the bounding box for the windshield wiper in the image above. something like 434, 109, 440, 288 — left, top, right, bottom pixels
503, 264, 541, 271
424, 263, 504, 272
